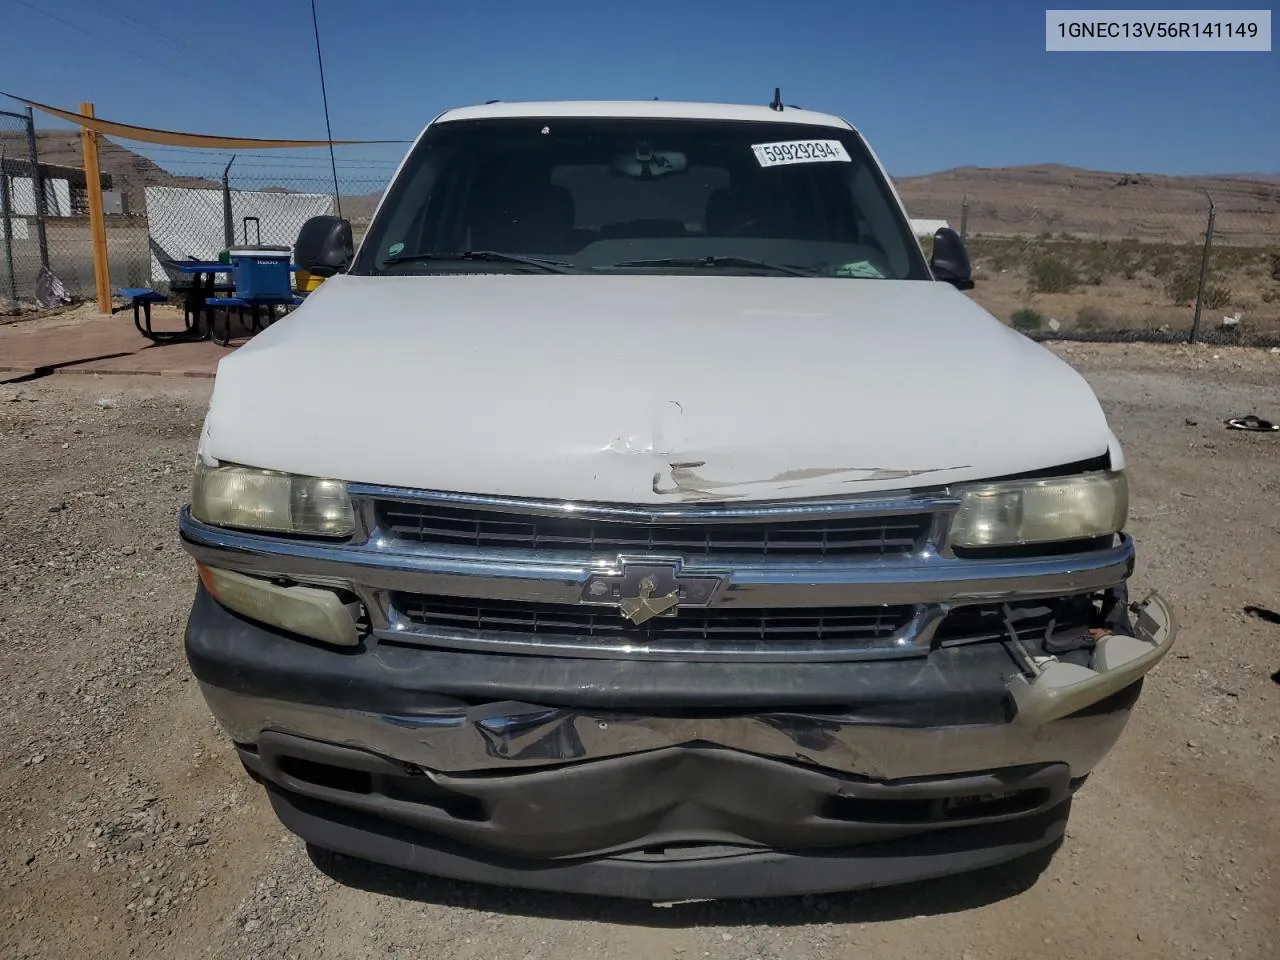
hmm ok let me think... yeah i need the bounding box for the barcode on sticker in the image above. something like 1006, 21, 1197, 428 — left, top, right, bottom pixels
752, 140, 851, 167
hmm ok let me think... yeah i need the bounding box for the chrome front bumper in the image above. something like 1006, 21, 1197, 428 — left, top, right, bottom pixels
195, 589, 1176, 779
200, 680, 1139, 781
183, 570, 1176, 899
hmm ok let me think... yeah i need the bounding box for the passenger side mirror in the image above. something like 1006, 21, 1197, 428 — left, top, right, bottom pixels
295, 216, 354, 276
929, 227, 974, 291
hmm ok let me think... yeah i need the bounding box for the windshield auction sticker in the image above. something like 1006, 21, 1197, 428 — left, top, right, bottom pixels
751, 140, 852, 167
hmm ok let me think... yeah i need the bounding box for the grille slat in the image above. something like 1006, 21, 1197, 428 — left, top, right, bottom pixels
392, 593, 915, 651
377, 502, 932, 558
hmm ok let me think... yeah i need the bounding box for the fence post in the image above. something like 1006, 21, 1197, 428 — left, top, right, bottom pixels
1189, 191, 1216, 344
222, 154, 237, 249
959, 194, 969, 241
79, 102, 112, 314
0, 148, 17, 305
23, 105, 49, 270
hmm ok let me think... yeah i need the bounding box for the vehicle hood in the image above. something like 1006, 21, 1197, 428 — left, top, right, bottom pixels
200, 274, 1113, 503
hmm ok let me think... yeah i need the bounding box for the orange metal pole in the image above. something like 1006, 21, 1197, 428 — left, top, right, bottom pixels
79, 102, 111, 313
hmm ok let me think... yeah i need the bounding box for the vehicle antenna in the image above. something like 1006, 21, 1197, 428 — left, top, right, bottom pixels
769, 87, 783, 111
309, 0, 341, 218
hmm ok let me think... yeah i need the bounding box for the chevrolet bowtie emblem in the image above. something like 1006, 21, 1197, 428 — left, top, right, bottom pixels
581, 559, 727, 625
618, 575, 679, 625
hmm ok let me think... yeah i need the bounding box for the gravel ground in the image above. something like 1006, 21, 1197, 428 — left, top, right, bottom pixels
2, 343, 1278, 960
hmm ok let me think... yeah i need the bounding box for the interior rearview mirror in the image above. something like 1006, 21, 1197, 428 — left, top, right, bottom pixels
610, 147, 688, 179
295, 216, 354, 276
929, 227, 974, 291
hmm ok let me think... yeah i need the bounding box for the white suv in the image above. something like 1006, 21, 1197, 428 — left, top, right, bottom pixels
179, 99, 1176, 901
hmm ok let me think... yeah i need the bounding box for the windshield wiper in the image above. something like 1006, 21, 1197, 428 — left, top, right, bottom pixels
602, 256, 822, 277
382, 251, 577, 274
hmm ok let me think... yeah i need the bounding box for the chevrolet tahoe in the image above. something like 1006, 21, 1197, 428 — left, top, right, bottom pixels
178, 99, 1176, 901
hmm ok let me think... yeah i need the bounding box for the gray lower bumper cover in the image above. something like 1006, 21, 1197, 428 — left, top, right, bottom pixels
258, 758, 1076, 901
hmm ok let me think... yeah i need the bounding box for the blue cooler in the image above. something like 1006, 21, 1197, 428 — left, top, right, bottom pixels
229, 245, 293, 301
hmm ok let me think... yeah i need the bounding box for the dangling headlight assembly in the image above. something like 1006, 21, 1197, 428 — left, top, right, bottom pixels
190, 460, 355, 537
949, 471, 1128, 549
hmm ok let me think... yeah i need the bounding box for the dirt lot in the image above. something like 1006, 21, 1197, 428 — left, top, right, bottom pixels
2, 343, 1278, 960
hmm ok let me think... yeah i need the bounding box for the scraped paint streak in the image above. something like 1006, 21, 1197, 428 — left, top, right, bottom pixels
652, 461, 970, 499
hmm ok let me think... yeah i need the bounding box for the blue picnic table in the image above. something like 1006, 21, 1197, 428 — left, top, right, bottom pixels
204, 290, 304, 346
120, 260, 229, 343
135, 259, 303, 346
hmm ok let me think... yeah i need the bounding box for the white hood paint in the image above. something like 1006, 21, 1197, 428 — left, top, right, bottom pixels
201, 274, 1112, 504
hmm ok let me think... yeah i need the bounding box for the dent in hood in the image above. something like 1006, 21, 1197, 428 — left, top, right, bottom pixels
202, 273, 1112, 503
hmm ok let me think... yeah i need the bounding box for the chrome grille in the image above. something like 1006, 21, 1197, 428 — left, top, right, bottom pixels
389, 593, 917, 657
375, 500, 932, 558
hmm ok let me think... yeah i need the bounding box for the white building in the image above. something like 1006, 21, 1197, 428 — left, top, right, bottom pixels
908, 218, 951, 238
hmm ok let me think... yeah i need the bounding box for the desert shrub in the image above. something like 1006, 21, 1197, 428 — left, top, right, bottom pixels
1077, 239, 1111, 270
1202, 284, 1233, 309
1075, 305, 1112, 330
1011, 308, 1045, 331
1165, 269, 1199, 304
1029, 256, 1079, 294
1143, 249, 1188, 279
1166, 270, 1232, 308
1105, 241, 1145, 282
1213, 246, 1266, 273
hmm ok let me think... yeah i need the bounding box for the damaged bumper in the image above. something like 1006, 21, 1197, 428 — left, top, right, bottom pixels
1009, 592, 1176, 725
185, 585, 1173, 899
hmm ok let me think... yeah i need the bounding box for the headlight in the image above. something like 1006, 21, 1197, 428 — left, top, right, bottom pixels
197, 564, 360, 647
949, 471, 1128, 548
190, 460, 355, 537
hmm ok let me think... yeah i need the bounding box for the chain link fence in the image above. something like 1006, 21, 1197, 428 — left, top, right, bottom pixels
903, 172, 1280, 347
1, 108, 51, 314
2, 131, 393, 310
1, 107, 144, 314
110, 148, 392, 296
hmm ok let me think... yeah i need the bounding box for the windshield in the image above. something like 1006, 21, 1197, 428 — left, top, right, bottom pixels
354, 117, 931, 281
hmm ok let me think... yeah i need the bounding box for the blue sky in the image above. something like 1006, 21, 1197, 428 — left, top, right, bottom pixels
2, 0, 1276, 182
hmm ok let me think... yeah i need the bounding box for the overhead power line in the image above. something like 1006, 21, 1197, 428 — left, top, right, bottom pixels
9, 0, 280, 117
92, 0, 270, 83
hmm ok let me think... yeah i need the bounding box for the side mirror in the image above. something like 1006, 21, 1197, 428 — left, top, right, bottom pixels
295, 215, 353, 276
929, 227, 974, 291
